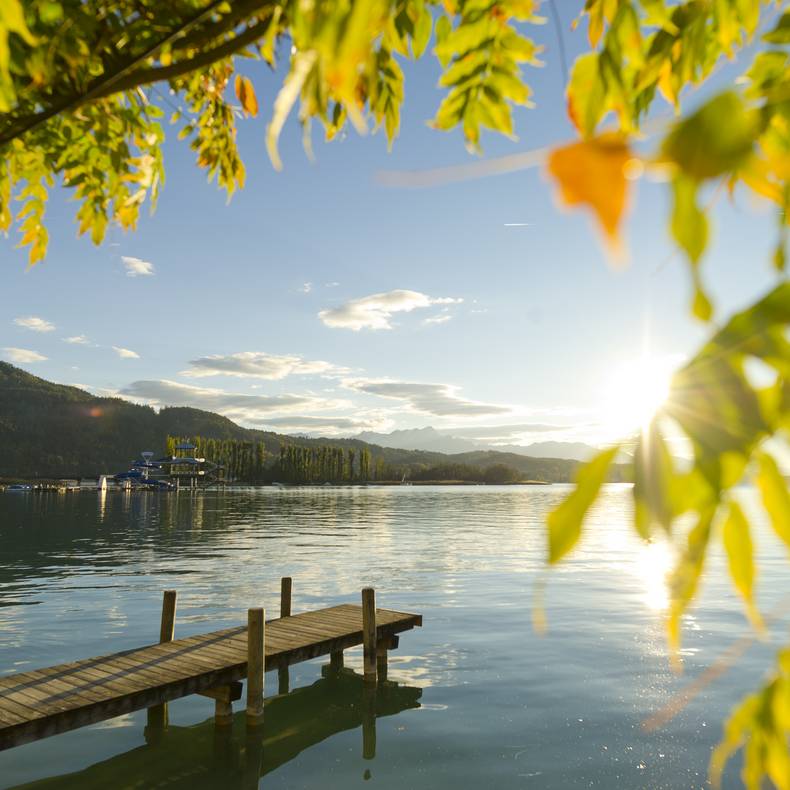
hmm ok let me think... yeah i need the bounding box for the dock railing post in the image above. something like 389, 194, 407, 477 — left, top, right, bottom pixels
280, 577, 292, 618
147, 589, 177, 736
278, 577, 292, 694
246, 607, 265, 728
362, 587, 377, 683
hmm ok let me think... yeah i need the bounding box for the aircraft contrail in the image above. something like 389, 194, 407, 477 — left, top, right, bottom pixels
503, 222, 533, 227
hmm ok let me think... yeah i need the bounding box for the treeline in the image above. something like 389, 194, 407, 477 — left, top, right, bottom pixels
273, 444, 401, 483
166, 435, 267, 482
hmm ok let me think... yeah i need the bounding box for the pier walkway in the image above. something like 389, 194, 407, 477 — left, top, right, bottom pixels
0, 582, 421, 751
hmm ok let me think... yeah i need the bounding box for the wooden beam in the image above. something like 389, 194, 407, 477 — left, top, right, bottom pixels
280, 577, 292, 618
362, 588, 376, 683
246, 608, 265, 727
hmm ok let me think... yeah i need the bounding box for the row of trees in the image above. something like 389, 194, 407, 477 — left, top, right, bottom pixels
166, 435, 267, 483
165, 437, 539, 485
274, 444, 380, 484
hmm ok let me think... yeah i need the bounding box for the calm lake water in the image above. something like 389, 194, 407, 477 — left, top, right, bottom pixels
0, 484, 788, 789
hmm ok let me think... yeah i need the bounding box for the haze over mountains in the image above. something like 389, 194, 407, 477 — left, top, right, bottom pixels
355, 426, 598, 461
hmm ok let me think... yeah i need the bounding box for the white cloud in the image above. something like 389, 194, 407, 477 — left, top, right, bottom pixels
3, 347, 47, 363
262, 413, 394, 436
113, 346, 140, 359
182, 352, 347, 380
319, 290, 462, 331
423, 314, 453, 326
300, 282, 313, 294
441, 423, 568, 440
14, 316, 55, 332
63, 335, 90, 345
120, 380, 347, 424
122, 256, 155, 277
343, 378, 510, 417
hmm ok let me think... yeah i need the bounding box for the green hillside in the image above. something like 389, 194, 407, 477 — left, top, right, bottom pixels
0, 362, 596, 482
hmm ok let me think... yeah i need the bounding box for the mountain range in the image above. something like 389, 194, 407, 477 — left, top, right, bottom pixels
355, 426, 598, 461
0, 362, 608, 483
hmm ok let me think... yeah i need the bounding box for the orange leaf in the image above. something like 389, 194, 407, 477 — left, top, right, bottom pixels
547, 135, 633, 260
234, 75, 259, 117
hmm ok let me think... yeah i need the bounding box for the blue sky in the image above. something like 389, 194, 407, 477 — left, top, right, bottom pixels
0, 7, 781, 448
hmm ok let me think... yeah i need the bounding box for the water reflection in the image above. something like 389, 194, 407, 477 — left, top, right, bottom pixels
9, 668, 421, 790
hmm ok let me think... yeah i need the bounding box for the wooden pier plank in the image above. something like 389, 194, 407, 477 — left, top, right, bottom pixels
0, 604, 421, 751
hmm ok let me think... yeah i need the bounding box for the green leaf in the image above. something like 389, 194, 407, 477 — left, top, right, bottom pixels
756, 452, 790, 550
434, 15, 452, 67
566, 52, 607, 137
763, 11, 790, 44
722, 499, 761, 627
633, 419, 676, 538
547, 445, 620, 563
668, 505, 715, 655
412, 5, 432, 58
670, 174, 708, 263
662, 92, 757, 181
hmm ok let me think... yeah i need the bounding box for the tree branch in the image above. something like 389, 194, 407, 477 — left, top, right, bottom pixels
0, 0, 275, 148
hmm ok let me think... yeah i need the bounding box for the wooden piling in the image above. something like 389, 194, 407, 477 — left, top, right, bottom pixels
362, 588, 377, 683
280, 576, 292, 618
329, 650, 344, 673
246, 607, 265, 727
147, 590, 177, 732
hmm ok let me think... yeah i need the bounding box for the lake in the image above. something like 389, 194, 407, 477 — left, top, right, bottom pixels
0, 484, 786, 789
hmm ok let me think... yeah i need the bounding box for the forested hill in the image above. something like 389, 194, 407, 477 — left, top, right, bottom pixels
0, 363, 596, 482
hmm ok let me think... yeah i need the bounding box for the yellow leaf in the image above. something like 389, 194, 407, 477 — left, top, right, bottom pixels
547, 445, 620, 564
235, 74, 258, 117
756, 452, 790, 550
722, 500, 763, 630
547, 136, 633, 258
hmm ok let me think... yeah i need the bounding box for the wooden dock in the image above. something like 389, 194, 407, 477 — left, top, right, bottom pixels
0, 581, 422, 751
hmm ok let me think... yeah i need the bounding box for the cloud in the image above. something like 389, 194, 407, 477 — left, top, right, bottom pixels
423, 314, 452, 326
182, 352, 347, 380
441, 423, 568, 440
261, 414, 393, 436
120, 380, 347, 424
300, 282, 313, 294
343, 378, 510, 417
113, 346, 140, 359
3, 347, 47, 363
122, 256, 155, 277
319, 290, 462, 331
63, 335, 90, 345
14, 316, 55, 332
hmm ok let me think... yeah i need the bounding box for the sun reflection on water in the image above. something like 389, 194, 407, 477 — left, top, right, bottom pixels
634, 539, 673, 612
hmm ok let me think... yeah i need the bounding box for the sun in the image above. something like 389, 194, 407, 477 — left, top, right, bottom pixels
601, 354, 678, 438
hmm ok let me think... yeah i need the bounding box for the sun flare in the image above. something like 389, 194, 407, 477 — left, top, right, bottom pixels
601, 355, 679, 438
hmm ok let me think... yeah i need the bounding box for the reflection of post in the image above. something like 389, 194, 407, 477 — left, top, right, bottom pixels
376, 641, 388, 682
244, 729, 264, 790
361, 681, 377, 760
246, 607, 265, 728
362, 588, 377, 683
147, 590, 177, 736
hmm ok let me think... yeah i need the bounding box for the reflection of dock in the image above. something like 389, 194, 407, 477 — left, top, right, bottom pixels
0, 580, 422, 751
10, 668, 422, 789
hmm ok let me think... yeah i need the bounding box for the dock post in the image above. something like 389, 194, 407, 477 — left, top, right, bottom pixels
246, 607, 265, 728
362, 587, 377, 683
329, 650, 344, 673
278, 577, 292, 694
147, 590, 177, 736
280, 576, 292, 618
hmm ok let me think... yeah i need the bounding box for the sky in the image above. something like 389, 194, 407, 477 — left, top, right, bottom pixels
0, 6, 782, 449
